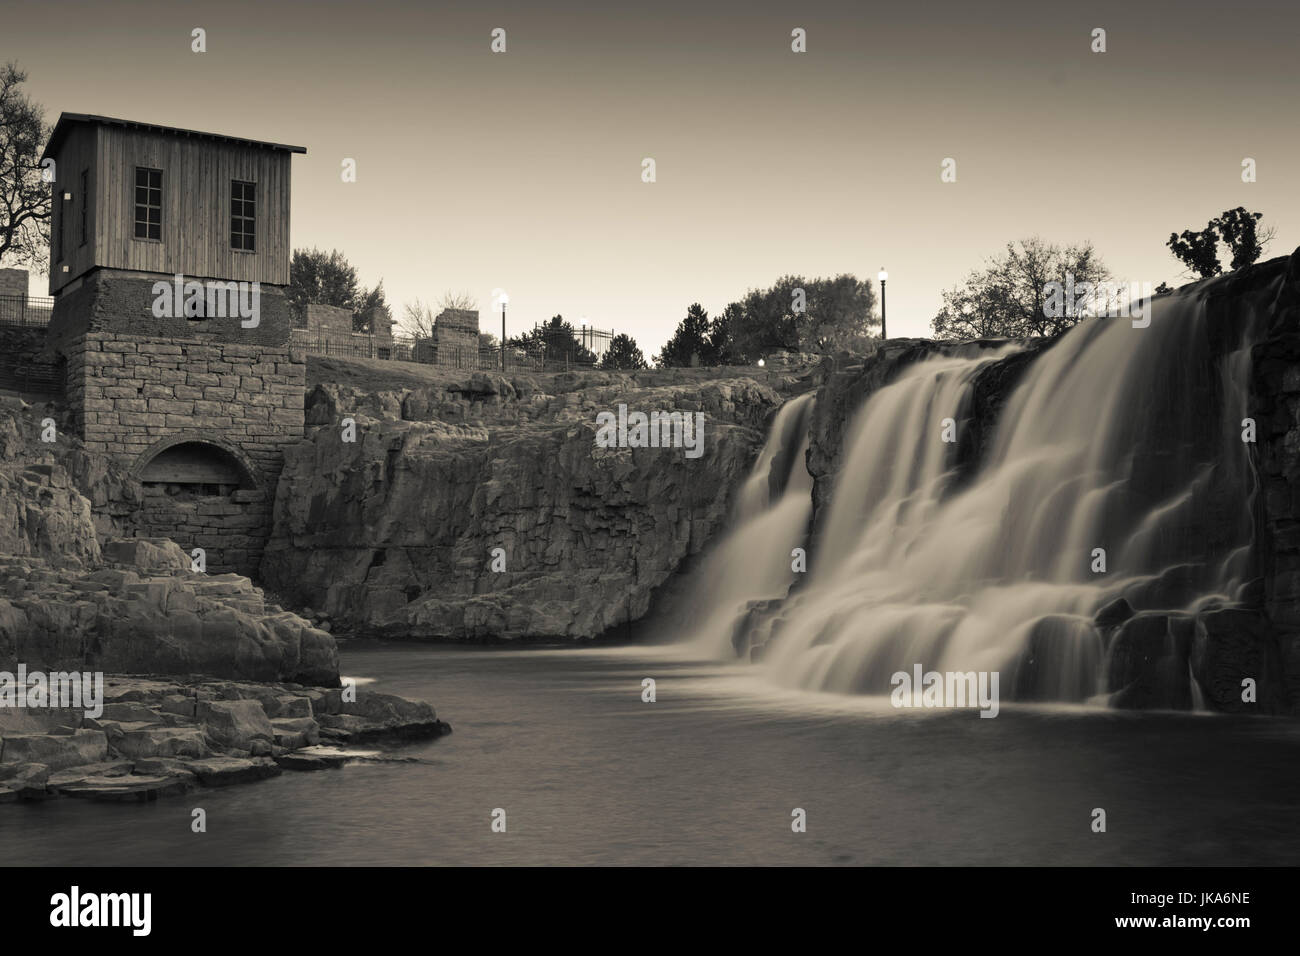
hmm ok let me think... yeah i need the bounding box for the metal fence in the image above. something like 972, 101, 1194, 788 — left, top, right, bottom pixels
0, 355, 63, 393
291, 326, 617, 373
0, 294, 55, 328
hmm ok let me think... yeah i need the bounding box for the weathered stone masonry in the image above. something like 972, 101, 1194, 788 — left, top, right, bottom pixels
50, 271, 304, 577
34, 112, 308, 578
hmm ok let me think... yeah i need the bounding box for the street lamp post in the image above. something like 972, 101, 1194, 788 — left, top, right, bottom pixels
500, 292, 509, 371
878, 268, 888, 340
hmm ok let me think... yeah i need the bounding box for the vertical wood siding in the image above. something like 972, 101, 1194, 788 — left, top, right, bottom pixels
50, 123, 293, 293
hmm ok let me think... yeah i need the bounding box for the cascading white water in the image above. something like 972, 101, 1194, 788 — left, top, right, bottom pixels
681, 392, 816, 656
692, 282, 1264, 703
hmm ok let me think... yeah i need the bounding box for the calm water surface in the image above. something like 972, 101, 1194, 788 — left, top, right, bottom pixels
7, 642, 1300, 866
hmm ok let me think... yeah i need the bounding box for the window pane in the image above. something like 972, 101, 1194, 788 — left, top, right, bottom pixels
136, 168, 147, 187
149, 223, 160, 240
149, 188, 161, 206
135, 221, 147, 238
149, 170, 161, 188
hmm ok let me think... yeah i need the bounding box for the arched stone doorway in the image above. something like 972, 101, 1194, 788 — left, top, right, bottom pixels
131, 437, 269, 577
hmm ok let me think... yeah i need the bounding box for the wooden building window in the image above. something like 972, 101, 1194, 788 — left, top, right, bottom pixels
79, 169, 89, 246
134, 167, 162, 240
231, 180, 255, 251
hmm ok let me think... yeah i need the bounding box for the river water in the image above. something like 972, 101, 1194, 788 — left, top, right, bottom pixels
8, 641, 1300, 866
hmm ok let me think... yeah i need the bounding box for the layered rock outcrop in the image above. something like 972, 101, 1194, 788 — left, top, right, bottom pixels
0, 547, 337, 686
262, 369, 817, 639
0, 399, 337, 685
0, 676, 448, 803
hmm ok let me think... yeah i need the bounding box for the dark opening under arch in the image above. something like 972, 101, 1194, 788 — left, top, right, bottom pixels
137, 440, 255, 496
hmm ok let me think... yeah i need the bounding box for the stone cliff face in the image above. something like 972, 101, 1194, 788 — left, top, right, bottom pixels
0, 399, 337, 685
261, 370, 814, 640
1245, 250, 1300, 705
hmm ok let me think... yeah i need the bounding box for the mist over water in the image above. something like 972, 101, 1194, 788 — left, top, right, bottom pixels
691, 283, 1269, 704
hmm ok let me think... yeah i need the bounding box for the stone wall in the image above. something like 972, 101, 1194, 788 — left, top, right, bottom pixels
61, 333, 303, 575
432, 308, 479, 364
301, 303, 394, 356
0, 268, 27, 298
40, 268, 304, 576
46, 268, 294, 356
304, 304, 353, 338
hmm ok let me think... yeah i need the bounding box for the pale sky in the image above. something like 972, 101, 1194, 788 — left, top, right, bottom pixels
7, 0, 1298, 355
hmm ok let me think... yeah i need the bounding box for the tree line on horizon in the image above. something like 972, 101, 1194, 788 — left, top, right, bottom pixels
0, 63, 1285, 359
931, 208, 1276, 341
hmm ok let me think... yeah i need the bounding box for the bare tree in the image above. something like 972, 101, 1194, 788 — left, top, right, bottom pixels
0, 62, 52, 269
399, 291, 479, 338
438, 290, 477, 312
400, 298, 437, 339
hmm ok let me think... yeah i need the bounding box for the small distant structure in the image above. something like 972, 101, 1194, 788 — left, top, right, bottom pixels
414, 308, 479, 367
0, 268, 27, 298
299, 303, 394, 358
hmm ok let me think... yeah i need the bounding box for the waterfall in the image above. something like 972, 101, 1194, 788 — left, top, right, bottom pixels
696, 280, 1268, 705
680, 392, 816, 656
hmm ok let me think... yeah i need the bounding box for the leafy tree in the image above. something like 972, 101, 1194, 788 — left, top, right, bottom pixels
713, 275, 878, 363
931, 237, 1112, 340
1215, 207, 1272, 271
479, 332, 499, 350
354, 280, 391, 333
601, 333, 647, 370
660, 277, 878, 366
509, 315, 597, 364
1166, 226, 1222, 280
707, 302, 744, 365
1166, 207, 1274, 279
725, 278, 804, 362
658, 303, 713, 367
289, 248, 360, 324
796, 274, 876, 354
0, 63, 51, 269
